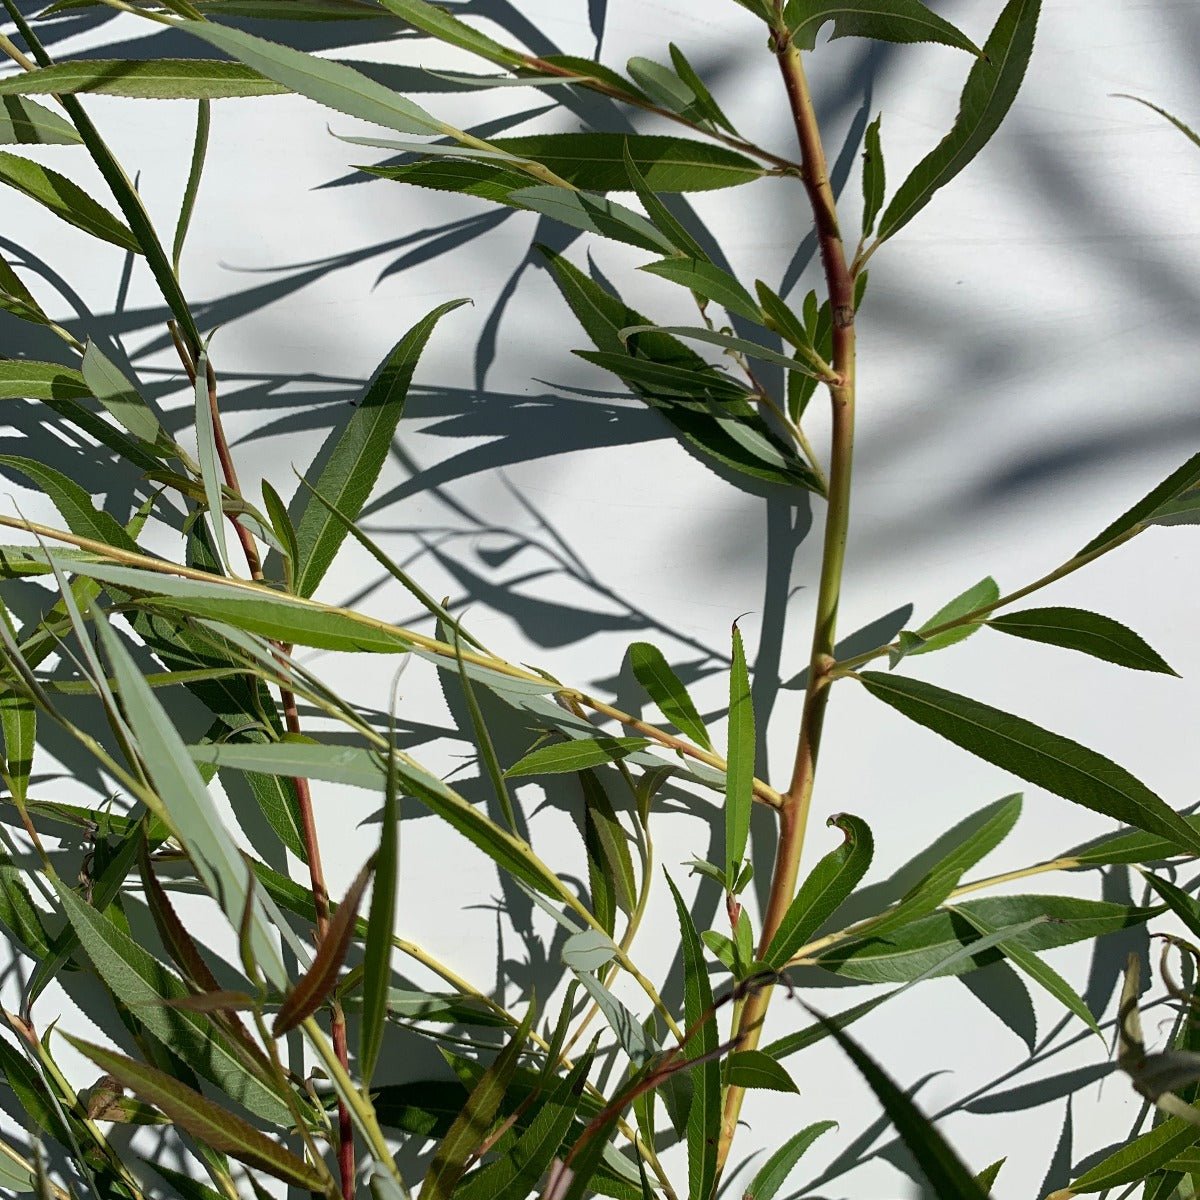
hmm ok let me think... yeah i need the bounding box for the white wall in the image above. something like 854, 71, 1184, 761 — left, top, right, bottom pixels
2, 1, 1200, 1196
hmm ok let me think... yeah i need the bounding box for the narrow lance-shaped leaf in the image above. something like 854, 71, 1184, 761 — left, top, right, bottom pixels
293, 299, 467, 596
0, 95, 82, 145
875, 0, 1041, 245
89, 605, 291, 986
908, 575, 1000, 656
0, 598, 34, 808
423, 1004, 535, 1200
0, 455, 139, 554
1114, 94, 1200, 152
785, 0, 983, 56
0, 150, 139, 251
665, 874, 719, 1200
724, 1051, 797, 1093
374, 0, 524, 67
806, 1008, 991, 1199
627, 641, 712, 750
1079, 450, 1200, 556
506, 737, 650, 777
65, 1037, 330, 1194
668, 43, 738, 134
744, 1122, 838, 1200
725, 623, 754, 878
950, 904, 1102, 1039
274, 856, 374, 1036
179, 19, 445, 134
361, 742, 399, 1085
989, 606, 1177, 674
763, 813, 872, 967
581, 769, 637, 923
454, 1051, 593, 1200
194, 351, 231, 574
80, 340, 171, 449
0, 60, 289, 100
860, 113, 884, 239
621, 139, 707, 259
866, 795, 1020, 938
640, 257, 761, 322
859, 672, 1200, 857
51, 876, 290, 1122
489, 132, 763, 192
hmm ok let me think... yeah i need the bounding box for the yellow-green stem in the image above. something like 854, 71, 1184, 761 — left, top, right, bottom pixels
716, 27, 858, 1178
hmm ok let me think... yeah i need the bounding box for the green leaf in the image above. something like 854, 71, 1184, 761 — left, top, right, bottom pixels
193, 350, 231, 573
0, 150, 139, 251
363, 157, 531, 202
51, 879, 290, 1123
1114, 94, 1200, 152
424, 1005, 535, 1200
508, 186, 677, 253
625, 56, 696, 116
64, 559, 413, 653
575, 351, 745, 400
293, 299, 466, 596
581, 769, 637, 921
1065, 1114, 1200, 1192
859, 672, 1200, 856
866, 795, 1020, 938
665, 874, 719, 1200
725, 624, 754, 877
80, 340, 171, 449
754, 279, 824, 367
974, 1160, 1004, 1191
668, 44, 738, 135
860, 113, 884, 239
0, 455, 139, 554
910, 575, 999, 653
640, 257, 761, 322
764, 917, 1048, 1060
90, 605, 291, 986
621, 139, 707, 259
561, 928, 617, 972
0, 95, 81, 145
817, 893, 1157, 984
65, 1037, 328, 1193
628, 642, 712, 751
1079, 450, 1200, 556
0, 60, 289, 100
876, 0, 1040, 244
179, 19, 443, 133
488, 133, 763, 192
455, 1052, 592, 1200
506, 736, 650, 777
724, 1050, 797, 1093
785, 0, 983, 56
375, 0, 522, 67
808, 1009, 990, 1199
1142, 872, 1200, 943
744, 1122, 837, 1200
763, 813, 873, 968
949, 904, 1102, 1039
361, 744, 398, 1086
543, 249, 821, 493
989, 606, 1177, 674
622, 322, 829, 378
1066, 816, 1200, 868
274, 857, 373, 1035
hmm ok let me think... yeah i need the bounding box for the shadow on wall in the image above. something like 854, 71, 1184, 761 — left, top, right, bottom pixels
2, 0, 1199, 1195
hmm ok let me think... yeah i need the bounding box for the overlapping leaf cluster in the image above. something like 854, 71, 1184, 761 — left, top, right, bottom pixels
0, 0, 1198, 1198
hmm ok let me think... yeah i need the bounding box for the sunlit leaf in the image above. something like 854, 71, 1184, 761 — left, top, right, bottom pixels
763, 813, 872, 967
0, 60, 288, 99
65, 1037, 328, 1193
506, 736, 650, 777
860, 113, 884, 238
640, 257, 761, 322
293, 299, 467, 596
859, 672, 1200, 856
907, 575, 999, 655
744, 1122, 837, 1200
274, 857, 373, 1035
0, 150, 139, 251
627, 642, 712, 750
665, 874, 719, 1200
724, 1051, 797, 1093
876, 0, 1041, 244
989, 606, 1177, 674
0, 95, 81, 145
785, 0, 982, 56
725, 624, 754, 878
1079, 450, 1200, 555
